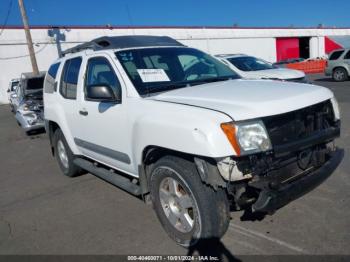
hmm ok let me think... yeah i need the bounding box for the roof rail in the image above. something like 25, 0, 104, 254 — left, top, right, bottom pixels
62, 35, 184, 56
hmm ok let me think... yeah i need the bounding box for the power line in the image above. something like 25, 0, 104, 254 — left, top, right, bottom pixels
0, 0, 13, 36
0, 42, 48, 60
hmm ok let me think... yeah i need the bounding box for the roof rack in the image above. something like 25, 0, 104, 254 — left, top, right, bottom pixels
215, 53, 247, 58
62, 35, 184, 56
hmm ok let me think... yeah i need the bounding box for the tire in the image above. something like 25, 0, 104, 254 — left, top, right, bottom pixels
53, 128, 83, 177
149, 155, 230, 247
333, 68, 348, 82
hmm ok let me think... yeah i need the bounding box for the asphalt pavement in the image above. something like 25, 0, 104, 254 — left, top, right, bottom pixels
0, 74, 349, 259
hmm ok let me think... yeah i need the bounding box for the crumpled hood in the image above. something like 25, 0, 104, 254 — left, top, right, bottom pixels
243, 68, 305, 80
150, 79, 334, 121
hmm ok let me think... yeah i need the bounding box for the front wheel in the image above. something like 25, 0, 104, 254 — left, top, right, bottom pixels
149, 156, 230, 247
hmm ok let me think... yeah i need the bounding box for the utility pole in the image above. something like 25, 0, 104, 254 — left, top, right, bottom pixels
18, 0, 39, 75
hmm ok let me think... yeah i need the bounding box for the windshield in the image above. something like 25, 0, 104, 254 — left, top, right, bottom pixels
26, 77, 44, 90
228, 56, 276, 71
116, 47, 239, 95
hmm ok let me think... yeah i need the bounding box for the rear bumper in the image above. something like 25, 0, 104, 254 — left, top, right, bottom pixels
252, 148, 344, 213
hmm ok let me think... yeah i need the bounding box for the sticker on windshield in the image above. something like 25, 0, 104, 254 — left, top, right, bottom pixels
137, 69, 170, 82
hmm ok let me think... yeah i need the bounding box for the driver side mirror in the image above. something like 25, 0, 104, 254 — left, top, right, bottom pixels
86, 84, 120, 102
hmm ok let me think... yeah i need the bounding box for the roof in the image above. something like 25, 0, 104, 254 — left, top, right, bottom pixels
62, 35, 184, 55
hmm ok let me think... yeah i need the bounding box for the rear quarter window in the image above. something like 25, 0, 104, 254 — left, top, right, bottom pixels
329, 50, 344, 60
44, 62, 61, 93
344, 50, 350, 60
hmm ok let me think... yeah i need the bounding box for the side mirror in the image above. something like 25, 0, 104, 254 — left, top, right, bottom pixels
7, 89, 10, 93
86, 84, 119, 102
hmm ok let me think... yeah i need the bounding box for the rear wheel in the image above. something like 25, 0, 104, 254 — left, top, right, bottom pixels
149, 156, 230, 246
333, 68, 348, 82
53, 129, 83, 177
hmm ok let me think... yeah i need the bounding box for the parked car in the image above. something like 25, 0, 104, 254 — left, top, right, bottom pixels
216, 54, 307, 82
7, 78, 20, 105
44, 36, 342, 246
325, 48, 350, 82
13, 72, 45, 134
273, 58, 305, 67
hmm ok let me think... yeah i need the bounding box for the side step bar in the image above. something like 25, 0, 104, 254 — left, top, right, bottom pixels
73, 158, 141, 196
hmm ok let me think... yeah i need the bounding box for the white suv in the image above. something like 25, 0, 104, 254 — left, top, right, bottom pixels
44, 36, 343, 246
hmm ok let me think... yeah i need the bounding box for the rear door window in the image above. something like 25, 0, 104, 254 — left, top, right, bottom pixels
329, 50, 344, 60
60, 57, 82, 99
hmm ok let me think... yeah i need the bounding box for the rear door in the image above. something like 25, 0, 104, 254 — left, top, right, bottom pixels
57, 56, 84, 143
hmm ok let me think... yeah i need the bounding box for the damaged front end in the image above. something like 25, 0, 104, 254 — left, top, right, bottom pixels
16, 97, 44, 132
218, 99, 343, 213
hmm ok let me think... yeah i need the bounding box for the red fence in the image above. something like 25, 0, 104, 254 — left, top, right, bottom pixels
286, 60, 327, 74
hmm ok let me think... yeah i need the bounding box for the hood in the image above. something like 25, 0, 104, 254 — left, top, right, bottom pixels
243, 68, 305, 80
149, 79, 333, 121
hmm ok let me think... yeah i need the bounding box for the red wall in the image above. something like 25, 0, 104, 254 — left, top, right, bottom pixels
276, 38, 300, 62
325, 36, 343, 54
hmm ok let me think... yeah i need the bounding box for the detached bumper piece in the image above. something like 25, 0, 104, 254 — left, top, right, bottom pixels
251, 148, 344, 213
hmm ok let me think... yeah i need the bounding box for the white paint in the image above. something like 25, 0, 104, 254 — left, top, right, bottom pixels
152, 79, 334, 121
1, 27, 350, 103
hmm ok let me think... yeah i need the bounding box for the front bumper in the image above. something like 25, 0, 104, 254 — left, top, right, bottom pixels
15, 111, 44, 131
251, 148, 344, 213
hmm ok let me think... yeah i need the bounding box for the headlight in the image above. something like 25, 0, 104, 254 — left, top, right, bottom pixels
21, 103, 39, 112
22, 103, 30, 111
331, 97, 340, 120
221, 120, 272, 156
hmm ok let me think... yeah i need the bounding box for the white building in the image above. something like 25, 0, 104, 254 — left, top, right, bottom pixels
1, 25, 350, 104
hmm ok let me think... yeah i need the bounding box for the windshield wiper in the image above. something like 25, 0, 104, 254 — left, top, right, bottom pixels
189, 76, 235, 86
146, 82, 189, 96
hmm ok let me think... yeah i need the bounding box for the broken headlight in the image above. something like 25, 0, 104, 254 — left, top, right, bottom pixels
221, 120, 272, 155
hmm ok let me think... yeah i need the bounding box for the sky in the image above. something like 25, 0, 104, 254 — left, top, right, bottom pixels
1, 0, 349, 28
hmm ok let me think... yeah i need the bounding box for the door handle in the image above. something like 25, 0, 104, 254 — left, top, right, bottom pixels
79, 110, 88, 116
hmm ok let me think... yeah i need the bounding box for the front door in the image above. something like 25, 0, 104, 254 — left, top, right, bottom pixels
74, 54, 133, 174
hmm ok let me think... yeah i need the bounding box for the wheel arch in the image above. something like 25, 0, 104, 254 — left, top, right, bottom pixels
138, 145, 226, 197
333, 66, 349, 75
46, 120, 60, 156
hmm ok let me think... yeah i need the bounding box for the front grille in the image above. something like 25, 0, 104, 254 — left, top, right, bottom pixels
263, 100, 337, 148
